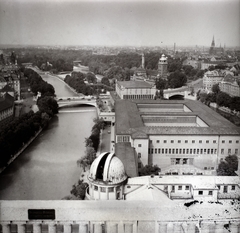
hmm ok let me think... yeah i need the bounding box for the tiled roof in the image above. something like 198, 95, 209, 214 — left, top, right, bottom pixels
115, 99, 240, 137
0, 93, 14, 111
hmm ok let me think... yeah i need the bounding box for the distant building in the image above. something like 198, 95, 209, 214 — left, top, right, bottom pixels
209, 36, 224, 55
219, 74, 240, 97
182, 58, 201, 69
115, 80, 156, 100
158, 54, 168, 78
203, 70, 224, 91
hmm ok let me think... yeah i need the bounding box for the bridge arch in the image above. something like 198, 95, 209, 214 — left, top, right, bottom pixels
58, 102, 97, 109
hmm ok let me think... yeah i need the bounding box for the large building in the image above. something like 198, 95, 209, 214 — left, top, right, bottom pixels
209, 36, 224, 55
115, 99, 240, 175
219, 74, 240, 97
1, 152, 239, 233
203, 70, 224, 91
115, 80, 156, 100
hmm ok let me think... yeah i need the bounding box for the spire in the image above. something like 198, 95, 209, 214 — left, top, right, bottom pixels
211, 35, 215, 47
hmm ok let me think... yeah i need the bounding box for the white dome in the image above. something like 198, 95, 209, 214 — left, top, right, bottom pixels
89, 152, 127, 184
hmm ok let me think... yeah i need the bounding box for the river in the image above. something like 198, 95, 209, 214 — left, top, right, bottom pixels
0, 73, 97, 200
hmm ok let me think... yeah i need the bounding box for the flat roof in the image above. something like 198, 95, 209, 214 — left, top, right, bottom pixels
1, 199, 239, 222
117, 80, 153, 89
115, 99, 240, 137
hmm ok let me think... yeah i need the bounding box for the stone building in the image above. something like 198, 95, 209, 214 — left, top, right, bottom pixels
158, 54, 168, 79
219, 74, 240, 97
115, 99, 240, 175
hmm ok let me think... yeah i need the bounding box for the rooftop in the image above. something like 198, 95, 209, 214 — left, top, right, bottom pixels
117, 80, 153, 89
115, 99, 240, 137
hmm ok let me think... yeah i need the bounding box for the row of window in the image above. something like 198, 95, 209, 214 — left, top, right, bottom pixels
147, 139, 239, 145
221, 148, 239, 155
148, 147, 218, 155
123, 94, 154, 100
92, 185, 120, 193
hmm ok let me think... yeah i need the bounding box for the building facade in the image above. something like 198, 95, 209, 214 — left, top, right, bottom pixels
219, 74, 240, 97
203, 70, 223, 91
115, 81, 156, 100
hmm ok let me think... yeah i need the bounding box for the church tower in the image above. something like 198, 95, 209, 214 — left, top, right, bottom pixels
209, 36, 215, 55
158, 54, 168, 79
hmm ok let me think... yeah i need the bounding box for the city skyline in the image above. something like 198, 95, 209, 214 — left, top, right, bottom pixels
0, 0, 240, 48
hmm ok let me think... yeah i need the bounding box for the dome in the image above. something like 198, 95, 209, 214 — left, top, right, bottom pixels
159, 54, 167, 62
89, 152, 127, 184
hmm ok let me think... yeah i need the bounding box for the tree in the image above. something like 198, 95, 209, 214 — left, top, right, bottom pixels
217, 155, 238, 176
139, 164, 161, 176
77, 146, 96, 171
168, 71, 187, 88
70, 180, 89, 200
86, 72, 97, 84
37, 96, 58, 116
216, 92, 231, 107
155, 78, 167, 90
212, 84, 220, 94
101, 77, 110, 86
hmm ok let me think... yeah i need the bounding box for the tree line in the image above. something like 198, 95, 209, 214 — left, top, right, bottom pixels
0, 68, 58, 169
64, 71, 112, 95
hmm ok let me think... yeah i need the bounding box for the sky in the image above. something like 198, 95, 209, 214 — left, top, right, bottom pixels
0, 0, 239, 47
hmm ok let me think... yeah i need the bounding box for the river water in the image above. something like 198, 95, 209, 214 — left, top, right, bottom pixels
0, 74, 97, 200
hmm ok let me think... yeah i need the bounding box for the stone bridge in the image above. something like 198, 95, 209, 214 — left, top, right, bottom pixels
57, 97, 97, 108
163, 86, 190, 99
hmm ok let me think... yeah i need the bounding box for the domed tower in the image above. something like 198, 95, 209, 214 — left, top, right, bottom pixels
86, 152, 128, 200
158, 54, 168, 79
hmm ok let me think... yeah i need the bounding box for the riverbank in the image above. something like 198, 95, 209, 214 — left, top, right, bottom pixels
0, 128, 42, 175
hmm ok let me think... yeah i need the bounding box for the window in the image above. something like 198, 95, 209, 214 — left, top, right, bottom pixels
10, 225, 18, 233
179, 149, 182, 154
206, 140, 209, 143
156, 140, 160, 143
178, 140, 181, 143
217, 185, 220, 190
236, 140, 239, 144
169, 149, 171, 154
164, 140, 167, 143
190, 149, 193, 154
229, 140, 232, 144
186, 149, 189, 154
228, 149, 231, 154
221, 149, 224, 154
158, 148, 161, 154
185, 186, 189, 190
138, 144, 142, 147
211, 149, 214, 154
235, 149, 238, 154
178, 186, 182, 190
151, 148, 154, 154
109, 187, 114, 192
213, 140, 216, 144
165, 149, 168, 154
138, 153, 141, 158
223, 186, 228, 193
192, 140, 195, 143
172, 149, 175, 154
183, 149, 185, 154
200, 149, 203, 154
198, 191, 203, 195
150, 140, 152, 144
208, 191, 213, 195
199, 140, 202, 143
94, 186, 98, 191
172, 186, 175, 192
193, 149, 196, 154
185, 140, 188, 143
222, 140, 225, 143
176, 149, 178, 154
162, 148, 164, 154
155, 148, 157, 153
204, 149, 207, 153
197, 149, 199, 154
207, 149, 210, 154
171, 140, 174, 143
232, 185, 235, 190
